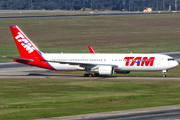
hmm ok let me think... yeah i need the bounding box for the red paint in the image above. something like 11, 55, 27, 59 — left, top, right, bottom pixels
130, 57, 142, 66
124, 57, 155, 66
88, 46, 95, 53
124, 57, 134, 66
141, 57, 155, 66
10, 25, 55, 70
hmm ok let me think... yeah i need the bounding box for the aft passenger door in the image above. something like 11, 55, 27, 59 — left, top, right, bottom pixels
156, 57, 161, 65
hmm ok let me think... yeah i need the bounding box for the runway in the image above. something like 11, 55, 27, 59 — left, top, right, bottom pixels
1, 62, 180, 80
0, 10, 180, 20
35, 105, 180, 120
0, 62, 87, 79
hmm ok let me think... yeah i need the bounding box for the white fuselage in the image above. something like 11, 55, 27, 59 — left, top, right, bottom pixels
42, 53, 178, 72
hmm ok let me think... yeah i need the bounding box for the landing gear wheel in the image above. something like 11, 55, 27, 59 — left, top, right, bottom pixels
162, 70, 167, 78
84, 74, 94, 77
162, 74, 166, 78
94, 73, 100, 77
84, 74, 89, 77
89, 74, 94, 77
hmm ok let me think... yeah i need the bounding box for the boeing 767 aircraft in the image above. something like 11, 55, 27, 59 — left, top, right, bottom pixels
9, 25, 178, 77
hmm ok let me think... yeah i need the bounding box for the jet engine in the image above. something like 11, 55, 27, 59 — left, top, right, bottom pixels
98, 66, 114, 75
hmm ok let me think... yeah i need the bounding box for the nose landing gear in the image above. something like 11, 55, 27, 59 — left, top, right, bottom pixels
162, 70, 167, 78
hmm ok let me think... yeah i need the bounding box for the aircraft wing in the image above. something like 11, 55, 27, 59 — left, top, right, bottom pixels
46, 60, 118, 68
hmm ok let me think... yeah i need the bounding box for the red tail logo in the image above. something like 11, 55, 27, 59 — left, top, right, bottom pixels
9, 25, 39, 57
15, 32, 35, 54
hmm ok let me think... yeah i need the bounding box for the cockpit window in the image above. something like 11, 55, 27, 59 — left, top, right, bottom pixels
168, 58, 175, 61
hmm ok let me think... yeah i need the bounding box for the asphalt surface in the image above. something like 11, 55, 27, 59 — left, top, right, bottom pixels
0, 10, 180, 19
34, 105, 180, 120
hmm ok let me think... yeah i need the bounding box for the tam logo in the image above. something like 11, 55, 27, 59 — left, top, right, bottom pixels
124, 57, 155, 66
15, 32, 35, 53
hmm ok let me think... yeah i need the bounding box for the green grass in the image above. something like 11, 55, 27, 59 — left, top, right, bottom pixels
0, 79, 180, 120
1, 13, 180, 119
1, 14, 180, 61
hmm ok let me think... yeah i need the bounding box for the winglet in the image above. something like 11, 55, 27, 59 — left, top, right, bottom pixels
88, 46, 95, 54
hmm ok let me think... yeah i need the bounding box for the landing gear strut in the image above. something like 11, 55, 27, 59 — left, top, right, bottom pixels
84, 67, 101, 77
162, 70, 167, 78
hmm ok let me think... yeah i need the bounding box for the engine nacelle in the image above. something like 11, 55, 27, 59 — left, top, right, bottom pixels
115, 71, 130, 74
98, 66, 114, 75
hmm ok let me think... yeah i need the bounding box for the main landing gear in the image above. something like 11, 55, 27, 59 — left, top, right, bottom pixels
84, 73, 101, 77
84, 73, 94, 77
162, 70, 167, 78
84, 67, 101, 77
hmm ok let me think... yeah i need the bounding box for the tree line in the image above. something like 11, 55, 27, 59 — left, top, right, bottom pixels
0, 0, 179, 11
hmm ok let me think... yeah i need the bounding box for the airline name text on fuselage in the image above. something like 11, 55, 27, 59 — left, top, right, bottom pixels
124, 57, 155, 66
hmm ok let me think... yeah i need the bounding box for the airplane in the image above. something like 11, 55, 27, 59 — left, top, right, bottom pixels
9, 25, 178, 77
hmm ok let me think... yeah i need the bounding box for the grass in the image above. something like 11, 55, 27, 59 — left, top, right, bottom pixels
0, 79, 180, 120
1, 14, 180, 61
0, 13, 180, 119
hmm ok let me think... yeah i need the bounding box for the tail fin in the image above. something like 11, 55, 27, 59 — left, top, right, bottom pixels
9, 25, 55, 70
9, 25, 41, 57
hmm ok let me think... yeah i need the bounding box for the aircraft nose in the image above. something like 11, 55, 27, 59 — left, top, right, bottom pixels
175, 60, 179, 66
174, 60, 179, 67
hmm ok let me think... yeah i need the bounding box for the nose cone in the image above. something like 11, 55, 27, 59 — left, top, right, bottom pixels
173, 60, 179, 68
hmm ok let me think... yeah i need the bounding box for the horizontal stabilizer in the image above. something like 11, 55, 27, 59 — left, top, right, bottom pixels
3, 56, 33, 62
